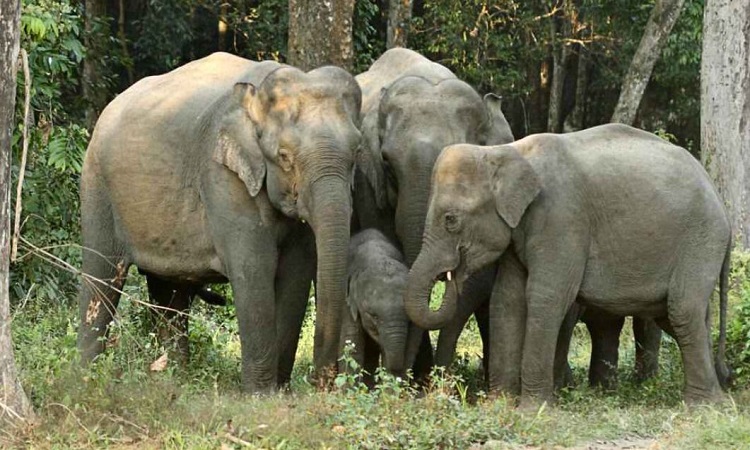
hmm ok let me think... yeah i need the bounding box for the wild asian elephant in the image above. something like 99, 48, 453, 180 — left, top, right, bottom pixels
76, 52, 366, 393
353, 48, 514, 375
406, 124, 731, 407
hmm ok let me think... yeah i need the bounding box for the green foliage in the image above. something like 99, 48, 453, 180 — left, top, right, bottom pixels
353, 0, 385, 73
132, 0, 198, 76
727, 250, 750, 385
11, 0, 89, 304
11, 1, 127, 305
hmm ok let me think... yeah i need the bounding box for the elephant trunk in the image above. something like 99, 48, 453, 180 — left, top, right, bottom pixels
395, 174, 433, 266
308, 175, 352, 377
381, 323, 408, 375
405, 241, 458, 330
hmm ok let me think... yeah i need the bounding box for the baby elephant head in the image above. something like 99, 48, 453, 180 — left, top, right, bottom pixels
405, 144, 541, 330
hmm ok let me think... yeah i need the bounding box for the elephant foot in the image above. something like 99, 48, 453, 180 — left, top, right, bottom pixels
313, 364, 338, 391
684, 388, 729, 406
518, 395, 551, 414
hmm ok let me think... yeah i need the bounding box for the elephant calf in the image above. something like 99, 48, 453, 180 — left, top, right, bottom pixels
407, 123, 731, 407
340, 229, 415, 380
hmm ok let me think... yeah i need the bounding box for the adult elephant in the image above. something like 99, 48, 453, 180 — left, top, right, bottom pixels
353, 48, 514, 373
77, 52, 364, 393
406, 124, 731, 406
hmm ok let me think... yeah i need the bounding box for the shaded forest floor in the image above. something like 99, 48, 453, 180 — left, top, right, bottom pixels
2, 273, 750, 449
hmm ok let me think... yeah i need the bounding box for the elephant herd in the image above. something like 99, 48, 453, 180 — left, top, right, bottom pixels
77, 48, 731, 408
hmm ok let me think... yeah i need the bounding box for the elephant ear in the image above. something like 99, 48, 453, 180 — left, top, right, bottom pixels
212, 83, 266, 197
355, 108, 387, 209
345, 274, 363, 323
481, 93, 515, 145
486, 146, 541, 228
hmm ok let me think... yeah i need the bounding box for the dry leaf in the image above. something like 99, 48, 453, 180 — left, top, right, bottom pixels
149, 353, 168, 372
331, 425, 345, 434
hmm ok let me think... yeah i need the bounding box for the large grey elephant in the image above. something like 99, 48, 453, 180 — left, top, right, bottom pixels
340, 229, 412, 381
353, 48, 514, 372
406, 124, 731, 406
77, 52, 365, 393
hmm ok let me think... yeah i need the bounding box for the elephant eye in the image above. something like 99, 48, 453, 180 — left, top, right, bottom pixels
278, 148, 294, 172
444, 212, 460, 233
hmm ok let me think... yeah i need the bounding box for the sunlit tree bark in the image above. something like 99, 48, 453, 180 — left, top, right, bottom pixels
701, 0, 750, 249
387, 0, 412, 48
288, 0, 356, 71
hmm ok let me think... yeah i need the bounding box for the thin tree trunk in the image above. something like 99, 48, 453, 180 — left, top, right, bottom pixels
83, 0, 108, 129
0, 0, 35, 426
218, 2, 228, 52
563, 45, 589, 132
547, 6, 572, 133
288, 0, 356, 71
611, 0, 686, 125
387, 0, 412, 48
118, 0, 134, 85
701, 0, 750, 249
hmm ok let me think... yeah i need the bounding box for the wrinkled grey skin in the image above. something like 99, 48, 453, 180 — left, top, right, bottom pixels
353, 48, 514, 373
340, 229, 411, 380
77, 53, 365, 393
407, 124, 731, 407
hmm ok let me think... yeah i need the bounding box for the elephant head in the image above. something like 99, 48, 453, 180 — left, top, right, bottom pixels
213, 65, 365, 370
405, 144, 541, 330
356, 75, 514, 266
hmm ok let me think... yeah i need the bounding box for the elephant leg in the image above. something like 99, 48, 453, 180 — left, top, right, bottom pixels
666, 272, 724, 403
435, 268, 493, 370
203, 167, 280, 393
520, 248, 586, 407
77, 196, 129, 364
146, 276, 191, 364
411, 333, 434, 385
276, 227, 316, 386
362, 333, 380, 388
633, 317, 661, 382
585, 310, 624, 390
488, 252, 527, 397
554, 303, 583, 391
475, 299, 490, 385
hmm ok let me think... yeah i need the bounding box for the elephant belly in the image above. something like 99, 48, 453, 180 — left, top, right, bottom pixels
577, 262, 670, 318
107, 175, 224, 282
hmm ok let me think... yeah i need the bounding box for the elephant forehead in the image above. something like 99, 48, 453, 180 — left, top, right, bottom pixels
435, 145, 476, 184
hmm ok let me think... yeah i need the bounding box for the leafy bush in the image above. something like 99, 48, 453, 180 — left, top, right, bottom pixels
726, 250, 750, 385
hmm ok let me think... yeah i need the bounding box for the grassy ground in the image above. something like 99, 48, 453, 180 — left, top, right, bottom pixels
2, 269, 750, 449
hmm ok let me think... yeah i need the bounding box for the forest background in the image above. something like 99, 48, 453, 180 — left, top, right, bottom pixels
2, 0, 750, 448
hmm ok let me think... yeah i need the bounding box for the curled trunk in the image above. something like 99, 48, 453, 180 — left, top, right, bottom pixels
405, 248, 458, 330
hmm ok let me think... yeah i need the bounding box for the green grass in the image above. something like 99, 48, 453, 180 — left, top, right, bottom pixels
3, 262, 750, 449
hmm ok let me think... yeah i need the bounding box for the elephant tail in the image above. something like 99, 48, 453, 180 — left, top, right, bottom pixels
716, 240, 732, 390
196, 288, 227, 306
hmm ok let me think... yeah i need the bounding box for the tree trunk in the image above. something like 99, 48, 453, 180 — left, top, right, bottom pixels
611, 0, 686, 125
0, 0, 34, 426
563, 45, 589, 132
547, 4, 572, 133
387, 0, 412, 48
83, 0, 108, 129
288, 0, 356, 71
701, 0, 750, 249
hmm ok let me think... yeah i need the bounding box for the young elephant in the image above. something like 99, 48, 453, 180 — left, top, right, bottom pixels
340, 229, 411, 379
406, 124, 731, 407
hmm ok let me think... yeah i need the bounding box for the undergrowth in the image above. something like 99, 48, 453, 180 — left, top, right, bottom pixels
3, 252, 750, 449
